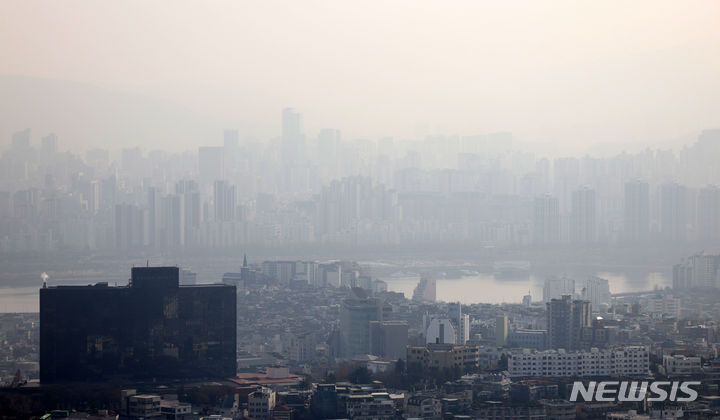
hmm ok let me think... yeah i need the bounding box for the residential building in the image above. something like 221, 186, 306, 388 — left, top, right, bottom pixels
508, 346, 649, 377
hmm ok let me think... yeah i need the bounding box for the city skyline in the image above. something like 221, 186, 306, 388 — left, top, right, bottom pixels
1, 1, 720, 152
3, 2, 720, 418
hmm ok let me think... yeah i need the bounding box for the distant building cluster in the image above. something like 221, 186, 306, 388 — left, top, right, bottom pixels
2, 122, 720, 251
674, 253, 720, 290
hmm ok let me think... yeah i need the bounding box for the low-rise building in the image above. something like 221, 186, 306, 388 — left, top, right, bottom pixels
539, 399, 575, 420
406, 395, 441, 420
475, 401, 546, 420
160, 397, 193, 420
407, 343, 479, 371
663, 354, 702, 376
508, 329, 547, 350
127, 394, 161, 418
248, 386, 276, 420
345, 393, 395, 420
508, 346, 649, 377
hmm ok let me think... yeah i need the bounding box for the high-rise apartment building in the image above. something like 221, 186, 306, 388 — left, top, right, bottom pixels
369, 321, 408, 360
448, 302, 470, 345
546, 295, 591, 351
581, 276, 611, 308
533, 194, 560, 244
213, 180, 237, 222
339, 289, 381, 358
412, 275, 436, 303
673, 253, 720, 289
542, 276, 575, 303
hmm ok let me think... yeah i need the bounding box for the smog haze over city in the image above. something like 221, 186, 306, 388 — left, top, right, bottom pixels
2, 1, 720, 419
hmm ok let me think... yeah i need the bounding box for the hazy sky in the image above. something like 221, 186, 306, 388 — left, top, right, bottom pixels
1, 1, 719, 150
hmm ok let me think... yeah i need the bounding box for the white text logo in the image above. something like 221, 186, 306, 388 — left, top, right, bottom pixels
570, 381, 700, 402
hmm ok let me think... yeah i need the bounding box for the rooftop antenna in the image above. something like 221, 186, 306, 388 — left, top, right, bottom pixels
147, 260, 149, 267
41, 272, 49, 289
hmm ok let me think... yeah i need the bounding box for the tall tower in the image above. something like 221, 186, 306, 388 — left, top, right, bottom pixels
213, 180, 237, 222
543, 276, 575, 303
582, 276, 611, 308
448, 302, 470, 345
340, 290, 381, 357
546, 295, 591, 350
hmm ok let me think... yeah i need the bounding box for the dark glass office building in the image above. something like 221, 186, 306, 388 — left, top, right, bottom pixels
40, 267, 236, 383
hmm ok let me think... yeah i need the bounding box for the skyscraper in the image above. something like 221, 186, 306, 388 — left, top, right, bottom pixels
176, 180, 201, 246
542, 276, 575, 303
624, 180, 650, 242
412, 275, 436, 303
369, 321, 408, 360
146, 187, 159, 247
41, 133, 58, 155
448, 302, 470, 345
546, 295, 591, 350
673, 261, 693, 290
213, 180, 237, 222
687, 253, 720, 289
553, 157, 581, 214
581, 276, 611, 308
40, 267, 236, 383
533, 194, 560, 244
339, 289, 381, 358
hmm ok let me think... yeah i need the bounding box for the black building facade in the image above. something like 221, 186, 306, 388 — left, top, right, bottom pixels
40, 267, 236, 383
